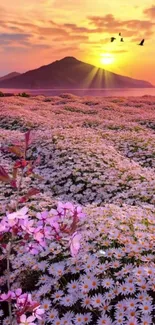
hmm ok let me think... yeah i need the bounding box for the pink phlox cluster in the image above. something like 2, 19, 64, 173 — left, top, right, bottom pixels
0, 289, 44, 323
0, 202, 84, 256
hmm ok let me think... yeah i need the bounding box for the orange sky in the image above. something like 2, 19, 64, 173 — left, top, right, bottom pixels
0, 0, 155, 84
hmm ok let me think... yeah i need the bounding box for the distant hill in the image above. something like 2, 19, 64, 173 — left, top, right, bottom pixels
0, 72, 20, 82
0, 57, 153, 89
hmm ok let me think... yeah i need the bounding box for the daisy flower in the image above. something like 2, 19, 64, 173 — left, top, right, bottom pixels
48, 262, 65, 277
104, 290, 115, 302
125, 317, 139, 325
97, 313, 112, 325
51, 290, 64, 302
60, 294, 77, 307
41, 298, 51, 311
81, 296, 92, 309
82, 313, 92, 324
52, 317, 62, 325
89, 276, 99, 290
141, 315, 153, 325
74, 313, 84, 325
67, 280, 79, 293
47, 309, 58, 322
139, 301, 153, 314
124, 298, 137, 310
125, 283, 136, 294
102, 278, 114, 289
80, 279, 91, 293
91, 293, 104, 308
61, 311, 74, 325
3, 318, 11, 325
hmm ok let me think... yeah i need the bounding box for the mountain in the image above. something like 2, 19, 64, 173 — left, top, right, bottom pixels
0, 72, 21, 82
0, 57, 153, 89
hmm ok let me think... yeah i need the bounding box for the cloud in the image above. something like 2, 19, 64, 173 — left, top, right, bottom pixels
3, 43, 51, 53
126, 19, 153, 30
111, 49, 128, 53
88, 14, 155, 35
8, 21, 37, 29
52, 34, 88, 42
0, 9, 154, 67
0, 18, 90, 53
0, 33, 31, 44
8, 26, 24, 32
88, 14, 123, 29
63, 23, 90, 33
37, 26, 69, 36
8, 19, 92, 36
143, 5, 155, 18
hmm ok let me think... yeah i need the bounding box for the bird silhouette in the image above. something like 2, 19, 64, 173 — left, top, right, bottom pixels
138, 39, 144, 46
120, 37, 124, 42
111, 37, 116, 42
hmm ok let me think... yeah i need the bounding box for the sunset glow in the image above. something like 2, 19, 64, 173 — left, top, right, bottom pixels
0, 0, 155, 84
100, 53, 115, 65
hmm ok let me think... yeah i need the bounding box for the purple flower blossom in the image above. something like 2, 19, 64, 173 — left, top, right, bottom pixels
69, 232, 82, 257
19, 315, 36, 325
7, 207, 28, 220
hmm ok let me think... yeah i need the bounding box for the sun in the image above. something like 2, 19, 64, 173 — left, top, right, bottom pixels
100, 53, 114, 65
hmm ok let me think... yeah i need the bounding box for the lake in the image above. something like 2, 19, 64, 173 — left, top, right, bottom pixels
1, 88, 155, 97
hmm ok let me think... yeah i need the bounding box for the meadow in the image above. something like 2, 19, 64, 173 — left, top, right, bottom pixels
0, 93, 155, 325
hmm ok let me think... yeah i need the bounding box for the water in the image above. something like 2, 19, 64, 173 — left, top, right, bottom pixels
1, 88, 155, 97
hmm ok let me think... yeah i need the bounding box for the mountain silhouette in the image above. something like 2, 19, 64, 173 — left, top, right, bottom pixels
0, 72, 20, 82
0, 57, 153, 89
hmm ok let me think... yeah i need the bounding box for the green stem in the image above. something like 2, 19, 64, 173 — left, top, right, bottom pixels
16, 168, 24, 211
7, 241, 13, 325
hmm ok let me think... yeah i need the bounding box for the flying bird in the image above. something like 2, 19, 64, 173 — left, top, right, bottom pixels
138, 39, 145, 46
120, 37, 124, 42
111, 37, 116, 42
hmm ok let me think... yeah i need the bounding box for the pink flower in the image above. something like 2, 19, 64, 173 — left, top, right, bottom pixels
20, 219, 34, 234
7, 207, 28, 220
33, 306, 45, 319
19, 314, 36, 325
76, 206, 86, 219
26, 243, 40, 255
36, 211, 49, 221
0, 290, 15, 301
0, 220, 7, 233
48, 220, 60, 233
33, 229, 44, 243
69, 232, 82, 257
15, 288, 22, 297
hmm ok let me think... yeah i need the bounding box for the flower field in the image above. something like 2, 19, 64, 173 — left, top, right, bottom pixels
0, 94, 155, 325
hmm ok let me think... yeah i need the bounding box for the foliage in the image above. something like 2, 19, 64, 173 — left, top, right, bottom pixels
0, 91, 5, 97
18, 92, 30, 98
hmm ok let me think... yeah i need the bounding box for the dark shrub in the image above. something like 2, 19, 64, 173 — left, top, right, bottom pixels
0, 91, 5, 97
18, 92, 30, 98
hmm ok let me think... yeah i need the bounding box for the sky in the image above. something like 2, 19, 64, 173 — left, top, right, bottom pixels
0, 0, 155, 84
